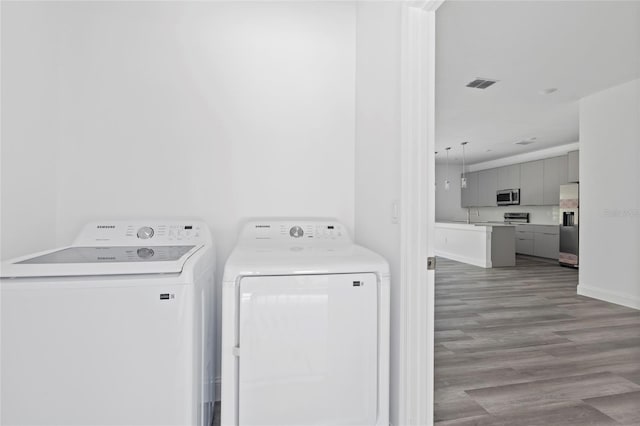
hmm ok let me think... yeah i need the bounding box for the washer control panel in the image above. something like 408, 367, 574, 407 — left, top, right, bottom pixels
74, 221, 208, 246
127, 224, 201, 242
241, 220, 350, 243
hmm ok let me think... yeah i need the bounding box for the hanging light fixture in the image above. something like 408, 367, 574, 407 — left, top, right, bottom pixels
444, 147, 451, 191
461, 141, 468, 189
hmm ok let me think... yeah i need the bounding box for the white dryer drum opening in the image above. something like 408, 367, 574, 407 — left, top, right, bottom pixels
237, 273, 378, 426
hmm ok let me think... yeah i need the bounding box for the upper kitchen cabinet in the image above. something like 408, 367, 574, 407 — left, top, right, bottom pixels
478, 168, 498, 206
543, 155, 569, 205
497, 164, 521, 190
461, 171, 479, 207
568, 150, 579, 182
460, 153, 572, 207
520, 160, 544, 205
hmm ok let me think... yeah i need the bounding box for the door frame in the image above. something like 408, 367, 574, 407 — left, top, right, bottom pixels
398, 1, 443, 424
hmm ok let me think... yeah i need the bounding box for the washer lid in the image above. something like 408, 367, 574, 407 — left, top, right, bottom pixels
1, 244, 203, 278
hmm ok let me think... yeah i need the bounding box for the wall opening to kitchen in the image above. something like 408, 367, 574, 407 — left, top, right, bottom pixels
432, 1, 640, 424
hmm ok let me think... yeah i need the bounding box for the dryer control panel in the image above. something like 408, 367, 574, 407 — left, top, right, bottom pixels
240, 219, 351, 243
73, 220, 210, 246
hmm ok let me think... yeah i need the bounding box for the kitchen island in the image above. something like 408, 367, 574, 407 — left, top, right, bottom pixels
435, 222, 516, 268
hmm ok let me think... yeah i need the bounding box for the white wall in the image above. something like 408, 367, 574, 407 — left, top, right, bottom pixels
1, 0, 357, 392
579, 78, 640, 309
354, 2, 402, 424
51, 1, 356, 253
1, 3, 59, 259
2, 1, 356, 255
435, 163, 560, 225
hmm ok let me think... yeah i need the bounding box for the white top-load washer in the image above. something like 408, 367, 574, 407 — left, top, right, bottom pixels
1, 220, 216, 426
221, 219, 389, 426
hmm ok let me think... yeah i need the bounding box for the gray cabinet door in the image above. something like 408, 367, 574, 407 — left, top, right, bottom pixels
568, 150, 579, 183
497, 164, 521, 190
520, 160, 544, 205
516, 237, 534, 255
478, 169, 498, 206
534, 232, 560, 259
461, 171, 479, 207
543, 155, 569, 205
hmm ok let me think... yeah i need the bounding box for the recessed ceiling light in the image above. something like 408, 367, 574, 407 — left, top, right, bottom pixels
539, 88, 558, 95
515, 140, 536, 146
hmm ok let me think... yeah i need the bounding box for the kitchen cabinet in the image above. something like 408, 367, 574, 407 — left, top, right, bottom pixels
516, 237, 534, 256
520, 160, 544, 205
568, 150, 579, 183
515, 226, 534, 255
478, 169, 498, 206
497, 164, 521, 190
516, 225, 559, 259
543, 155, 569, 205
460, 154, 571, 207
461, 171, 479, 207
534, 232, 560, 259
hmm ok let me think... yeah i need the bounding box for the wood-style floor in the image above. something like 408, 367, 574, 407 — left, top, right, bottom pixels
435, 255, 640, 425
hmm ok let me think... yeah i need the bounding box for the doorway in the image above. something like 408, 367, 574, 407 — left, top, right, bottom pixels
432, 1, 640, 424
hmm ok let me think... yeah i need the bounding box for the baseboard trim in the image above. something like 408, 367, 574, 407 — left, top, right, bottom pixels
577, 284, 640, 310
435, 250, 490, 268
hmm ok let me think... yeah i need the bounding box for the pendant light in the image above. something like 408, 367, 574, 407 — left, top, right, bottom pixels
461, 141, 468, 189
444, 147, 451, 191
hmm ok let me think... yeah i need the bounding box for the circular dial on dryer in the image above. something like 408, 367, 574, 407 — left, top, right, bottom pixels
289, 226, 304, 238
136, 226, 154, 239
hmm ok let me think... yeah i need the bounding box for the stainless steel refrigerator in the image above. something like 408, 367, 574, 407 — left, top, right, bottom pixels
559, 183, 579, 267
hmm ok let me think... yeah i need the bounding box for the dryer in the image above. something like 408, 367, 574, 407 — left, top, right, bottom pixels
1, 220, 216, 426
221, 219, 389, 426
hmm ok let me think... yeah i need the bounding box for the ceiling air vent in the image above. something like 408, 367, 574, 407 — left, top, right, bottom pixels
466, 78, 498, 89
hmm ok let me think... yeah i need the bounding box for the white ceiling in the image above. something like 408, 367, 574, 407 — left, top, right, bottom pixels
435, 0, 640, 164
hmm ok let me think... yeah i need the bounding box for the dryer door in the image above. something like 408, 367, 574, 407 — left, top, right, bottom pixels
238, 273, 378, 425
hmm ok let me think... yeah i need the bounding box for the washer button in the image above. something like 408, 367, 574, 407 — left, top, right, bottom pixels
289, 226, 304, 238
137, 227, 154, 239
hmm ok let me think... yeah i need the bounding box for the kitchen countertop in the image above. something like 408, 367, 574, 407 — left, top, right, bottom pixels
437, 221, 557, 227
436, 221, 515, 227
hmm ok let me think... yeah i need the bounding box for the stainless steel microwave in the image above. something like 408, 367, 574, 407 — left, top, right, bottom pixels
497, 189, 520, 206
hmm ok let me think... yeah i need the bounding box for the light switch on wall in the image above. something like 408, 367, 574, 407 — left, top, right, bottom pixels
391, 200, 400, 224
